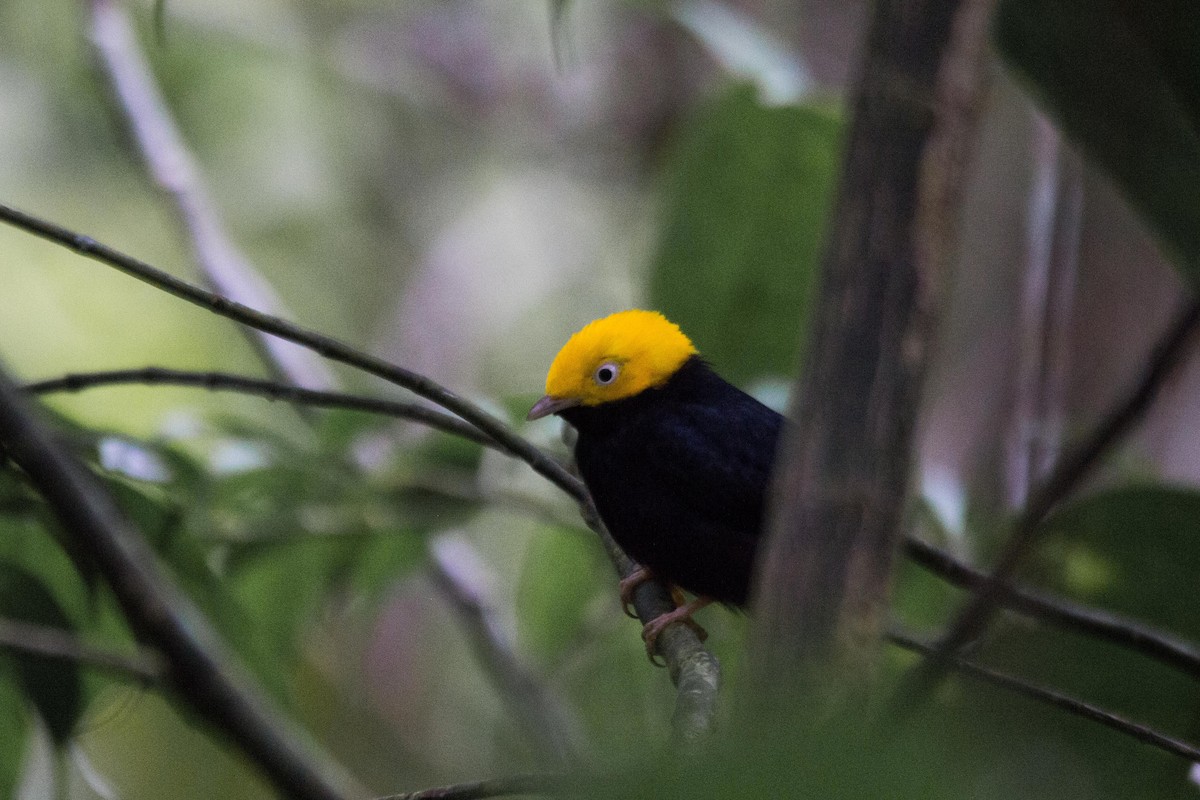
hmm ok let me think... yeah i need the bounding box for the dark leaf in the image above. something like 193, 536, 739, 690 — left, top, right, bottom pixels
0, 564, 83, 744
995, 0, 1200, 275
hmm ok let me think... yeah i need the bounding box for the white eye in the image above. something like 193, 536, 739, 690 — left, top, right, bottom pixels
593, 361, 620, 386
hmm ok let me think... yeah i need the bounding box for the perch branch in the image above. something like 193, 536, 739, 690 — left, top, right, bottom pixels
0, 202, 720, 737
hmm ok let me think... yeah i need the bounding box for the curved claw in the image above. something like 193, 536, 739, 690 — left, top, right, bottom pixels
617, 566, 654, 618
641, 597, 713, 666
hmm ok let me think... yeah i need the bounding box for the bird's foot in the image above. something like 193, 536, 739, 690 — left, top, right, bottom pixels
642, 597, 712, 666
617, 566, 655, 618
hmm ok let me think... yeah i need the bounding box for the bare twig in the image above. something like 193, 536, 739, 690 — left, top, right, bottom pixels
0, 617, 165, 684
904, 537, 1200, 679
0, 201, 720, 734
87, 0, 338, 392
907, 297, 1200, 701
25, 367, 494, 448
0, 365, 357, 800
428, 535, 585, 769
888, 631, 1200, 762
374, 772, 571, 800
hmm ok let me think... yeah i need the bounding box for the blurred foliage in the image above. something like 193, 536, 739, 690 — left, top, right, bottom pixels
650, 85, 841, 384
1, 0, 1200, 798
888, 486, 1200, 798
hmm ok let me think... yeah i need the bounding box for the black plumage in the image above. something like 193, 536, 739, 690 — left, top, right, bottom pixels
558, 356, 783, 606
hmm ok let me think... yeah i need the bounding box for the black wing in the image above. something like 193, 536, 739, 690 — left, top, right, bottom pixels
643, 391, 783, 534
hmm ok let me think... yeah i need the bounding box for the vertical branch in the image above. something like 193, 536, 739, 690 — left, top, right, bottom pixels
1005, 116, 1083, 507
746, 0, 993, 703
428, 535, 586, 769
87, 0, 339, 391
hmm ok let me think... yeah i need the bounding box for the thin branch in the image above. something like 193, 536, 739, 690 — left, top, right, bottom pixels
0, 201, 585, 506
25, 367, 495, 448
0, 617, 165, 684
0, 201, 720, 734
87, 0, 339, 392
908, 297, 1200, 700
428, 535, 585, 769
904, 537, 1200, 679
888, 631, 1200, 762
0, 365, 357, 800
374, 773, 570, 800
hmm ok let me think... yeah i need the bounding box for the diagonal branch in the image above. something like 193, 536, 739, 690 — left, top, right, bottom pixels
0, 616, 164, 684
429, 535, 586, 769
0, 363, 358, 800
904, 537, 1200, 679
87, 0, 339, 392
888, 631, 1200, 762
906, 297, 1200, 701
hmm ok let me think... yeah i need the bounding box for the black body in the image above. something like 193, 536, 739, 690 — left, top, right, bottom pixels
559, 357, 784, 605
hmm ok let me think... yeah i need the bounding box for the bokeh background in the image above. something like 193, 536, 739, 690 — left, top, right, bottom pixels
2, 1, 1199, 798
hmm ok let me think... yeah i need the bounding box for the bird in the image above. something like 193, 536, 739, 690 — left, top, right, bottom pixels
527, 309, 784, 655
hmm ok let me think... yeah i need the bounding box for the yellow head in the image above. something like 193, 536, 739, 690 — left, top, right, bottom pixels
527, 310, 698, 420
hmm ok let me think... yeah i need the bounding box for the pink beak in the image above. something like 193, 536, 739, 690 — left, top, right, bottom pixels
527, 395, 580, 421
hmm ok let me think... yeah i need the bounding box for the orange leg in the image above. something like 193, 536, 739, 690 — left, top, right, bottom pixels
642, 596, 712, 665
617, 566, 655, 618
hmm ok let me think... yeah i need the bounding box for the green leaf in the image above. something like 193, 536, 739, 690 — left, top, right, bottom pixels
649, 85, 842, 384
0, 671, 28, 799
995, 0, 1200, 275
0, 515, 91, 626
516, 525, 603, 664
1040, 485, 1200, 633
0, 564, 83, 745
